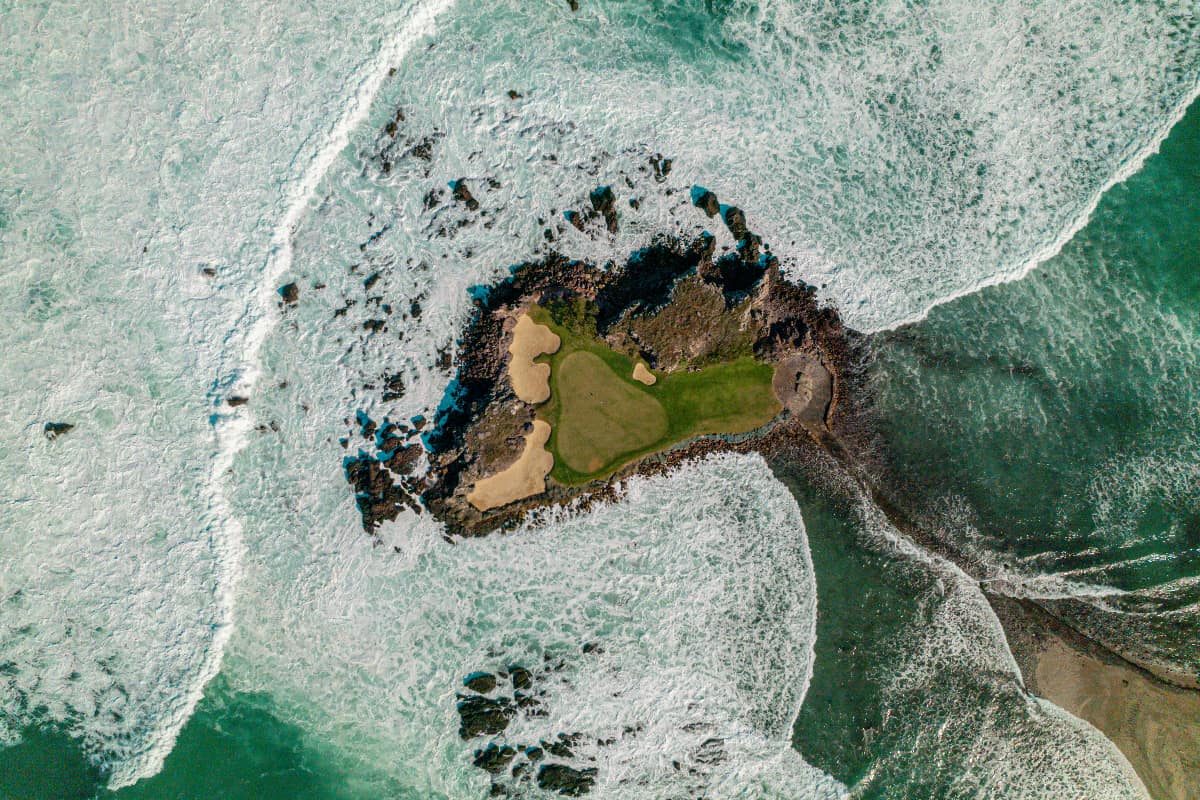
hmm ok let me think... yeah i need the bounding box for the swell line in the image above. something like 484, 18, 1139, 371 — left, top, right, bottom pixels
110, 0, 456, 788
870, 77, 1200, 335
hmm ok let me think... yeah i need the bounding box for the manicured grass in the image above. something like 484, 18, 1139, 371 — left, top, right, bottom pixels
529, 305, 781, 485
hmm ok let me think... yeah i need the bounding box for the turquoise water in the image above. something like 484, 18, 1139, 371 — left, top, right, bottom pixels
2, 0, 1199, 797
867, 97, 1200, 678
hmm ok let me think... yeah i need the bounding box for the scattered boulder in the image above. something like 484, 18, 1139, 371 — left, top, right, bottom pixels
473, 743, 517, 774
566, 0, 580, 10
457, 695, 515, 739
227, 395, 249, 407
589, 185, 618, 233
278, 282, 299, 304
43, 422, 73, 440
451, 180, 480, 211
537, 763, 597, 796
650, 154, 672, 182
692, 186, 720, 218
509, 665, 532, 690
464, 671, 498, 693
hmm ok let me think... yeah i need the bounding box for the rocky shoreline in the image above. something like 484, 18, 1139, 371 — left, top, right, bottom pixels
344, 196, 853, 538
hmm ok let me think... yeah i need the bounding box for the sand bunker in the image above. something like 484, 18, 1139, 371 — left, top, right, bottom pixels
508, 314, 560, 403
632, 362, 657, 385
467, 420, 554, 512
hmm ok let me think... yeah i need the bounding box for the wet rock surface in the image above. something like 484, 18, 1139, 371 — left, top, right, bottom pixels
43, 422, 74, 440
537, 763, 597, 796
454, 649, 608, 796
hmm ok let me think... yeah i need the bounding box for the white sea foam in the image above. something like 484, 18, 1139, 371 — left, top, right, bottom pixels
849, 492, 1150, 799
366, 0, 1200, 333
174, 0, 455, 790
226, 451, 843, 798
0, 0, 452, 787
875, 77, 1200, 331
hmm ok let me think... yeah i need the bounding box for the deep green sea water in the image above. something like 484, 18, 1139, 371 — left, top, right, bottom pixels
3, 1, 1198, 797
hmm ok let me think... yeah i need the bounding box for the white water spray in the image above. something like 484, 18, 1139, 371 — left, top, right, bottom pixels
114, 0, 457, 788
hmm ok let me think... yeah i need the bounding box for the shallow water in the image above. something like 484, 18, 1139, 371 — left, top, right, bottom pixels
2, 0, 1198, 797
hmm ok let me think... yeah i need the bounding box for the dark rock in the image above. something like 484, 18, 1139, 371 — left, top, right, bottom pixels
566, 0, 579, 10
344, 454, 420, 532
514, 691, 540, 709
200, 267, 217, 277
363, 272, 381, 291
509, 665, 532, 690
408, 136, 436, 161
381, 373, 406, 402
721, 206, 762, 261
451, 180, 479, 211
43, 422, 74, 440
227, 396, 249, 407
363, 319, 386, 333
589, 186, 618, 233
457, 695, 515, 739
537, 764, 597, 796
692, 188, 720, 218
278, 282, 299, 304
723, 206, 749, 240
423, 188, 443, 209
473, 743, 517, 773
650, 154, 672, 182
542, 735, 574, 759
507, 90, 522, 100
464, 671, 498, 693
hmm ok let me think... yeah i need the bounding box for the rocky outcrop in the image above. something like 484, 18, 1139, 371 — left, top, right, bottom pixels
343, 195, 851, 537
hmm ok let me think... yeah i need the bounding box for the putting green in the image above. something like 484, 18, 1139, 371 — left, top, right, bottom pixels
531, 305, 781, 485
554, 351, 669, 473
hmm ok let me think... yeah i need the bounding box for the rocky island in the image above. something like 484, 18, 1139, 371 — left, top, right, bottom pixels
343, 191, 851, 538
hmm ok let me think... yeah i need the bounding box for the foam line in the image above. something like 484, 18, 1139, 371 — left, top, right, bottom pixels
871, 78, 1200, 334
107, 0, 456, 788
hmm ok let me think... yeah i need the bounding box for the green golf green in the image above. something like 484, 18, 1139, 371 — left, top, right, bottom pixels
529, 305, 781, 485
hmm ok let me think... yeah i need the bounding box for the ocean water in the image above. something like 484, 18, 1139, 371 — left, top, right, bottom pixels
2, 0, 1198, 797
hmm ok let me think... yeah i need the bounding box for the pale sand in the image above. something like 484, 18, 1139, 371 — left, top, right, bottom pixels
508, 314, 560, 404
1035, 637, 1200, 800
467, 420, 554, 512
632, 362, 657, 385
